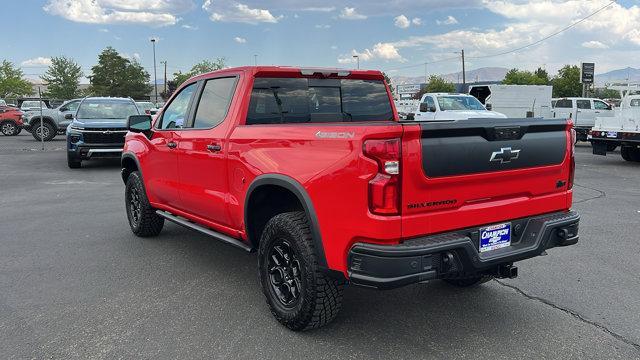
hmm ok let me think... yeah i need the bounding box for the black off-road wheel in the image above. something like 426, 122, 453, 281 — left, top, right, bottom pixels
1, 121, 18, 136
258, 211, 345, 331
125, 171, 164, 237
31, 122, 56, 141
443, 275, 493, 287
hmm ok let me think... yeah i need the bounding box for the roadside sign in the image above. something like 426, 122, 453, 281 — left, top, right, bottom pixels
581, 62, 595, 84
396, 84, 422, 94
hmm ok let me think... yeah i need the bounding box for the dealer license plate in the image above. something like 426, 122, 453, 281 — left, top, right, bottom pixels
606, 131, 618, 138
479, 223, 511, 253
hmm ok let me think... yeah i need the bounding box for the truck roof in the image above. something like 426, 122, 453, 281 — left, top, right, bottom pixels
188, 66, 385, 83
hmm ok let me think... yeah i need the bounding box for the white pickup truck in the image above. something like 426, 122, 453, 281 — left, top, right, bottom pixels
590, 93, 640, 162
411, 93, 507, 121
552, 97, 615, 141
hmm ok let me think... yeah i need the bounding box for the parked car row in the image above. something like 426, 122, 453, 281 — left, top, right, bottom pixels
0, 105, 25, 136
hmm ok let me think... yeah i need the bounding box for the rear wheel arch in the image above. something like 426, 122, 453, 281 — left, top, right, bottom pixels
245, 174, 328, 269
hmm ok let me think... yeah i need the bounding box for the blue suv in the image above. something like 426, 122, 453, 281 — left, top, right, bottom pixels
66, 97, 140, 168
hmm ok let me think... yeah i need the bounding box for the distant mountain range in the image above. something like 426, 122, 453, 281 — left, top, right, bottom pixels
595, 67, 640, 84
391, 66, 640, 86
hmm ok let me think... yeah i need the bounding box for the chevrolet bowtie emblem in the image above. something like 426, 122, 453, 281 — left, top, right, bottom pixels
490, 147, 521, 163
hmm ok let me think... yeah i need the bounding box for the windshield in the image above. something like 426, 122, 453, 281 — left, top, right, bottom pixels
0, 100, 6, 106
77, 100, 139, 120
136, 102, 155, 110
22, 101, 46, 108
246, 78, 393, 124
437, 96, 486, 111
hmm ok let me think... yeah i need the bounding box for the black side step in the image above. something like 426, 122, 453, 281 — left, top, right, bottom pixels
156, 210, 254, 252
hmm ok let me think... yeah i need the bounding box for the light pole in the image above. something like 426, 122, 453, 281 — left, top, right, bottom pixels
151, 38, 158, 103
353, 55, 360, 69
160, 60, 167, 100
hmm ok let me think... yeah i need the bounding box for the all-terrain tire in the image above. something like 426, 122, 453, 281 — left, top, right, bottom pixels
31, 121, 56, 141
67, 152, 81, 169
0, 121, 18, 136
125, 171, 164, 237
443, 275, 493, 287
258, 211, 345, 331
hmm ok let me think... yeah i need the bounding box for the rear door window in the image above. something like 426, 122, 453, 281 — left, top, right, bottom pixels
246, 78, 393, 124
190, 77, 237, 129
554, 99, 573, 108
576, 100, 591, 109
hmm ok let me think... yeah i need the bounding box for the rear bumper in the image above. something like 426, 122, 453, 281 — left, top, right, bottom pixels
590, 132, 640, 155
348, 211, 579, 289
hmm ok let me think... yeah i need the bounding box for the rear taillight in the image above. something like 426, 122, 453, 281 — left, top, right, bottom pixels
568, 127, 576, 190
363, 138, 401, 215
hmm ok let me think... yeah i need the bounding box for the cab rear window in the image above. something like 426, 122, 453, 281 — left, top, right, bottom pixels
246, 78, 393, 124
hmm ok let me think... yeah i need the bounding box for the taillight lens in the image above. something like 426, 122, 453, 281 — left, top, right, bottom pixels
568, 128, 576, 190
363, 138, 401, 215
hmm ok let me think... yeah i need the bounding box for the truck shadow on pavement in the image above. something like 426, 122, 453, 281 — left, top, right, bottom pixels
136, 222, 597, 358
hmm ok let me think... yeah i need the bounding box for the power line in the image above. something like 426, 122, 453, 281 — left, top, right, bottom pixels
467, 0, 616, 59
383, 0, 616, 72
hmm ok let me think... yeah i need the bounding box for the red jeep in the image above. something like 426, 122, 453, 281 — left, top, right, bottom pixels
121, 66, 579, 331
0, 106, 24, 136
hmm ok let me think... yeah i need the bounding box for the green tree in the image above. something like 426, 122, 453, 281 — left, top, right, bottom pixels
551, 65, 582, 98
0, 60, 32, 97
503, 68, 549, 85
172, 58, 226, 87
413, 75, 455, 99
41, 56, 83, 100
595, 87, 621, 99
89, 47, 152, 99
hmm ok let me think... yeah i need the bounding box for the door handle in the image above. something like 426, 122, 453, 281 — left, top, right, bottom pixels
167, 141, 177, 149
207, 144, 222, 152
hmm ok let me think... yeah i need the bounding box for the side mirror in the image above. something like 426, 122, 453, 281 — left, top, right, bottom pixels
607, 104, 613, 110
64, 113, 74, 120
485, 103, 493, 111
127, 115, 152, 133
419, 103, 429, 112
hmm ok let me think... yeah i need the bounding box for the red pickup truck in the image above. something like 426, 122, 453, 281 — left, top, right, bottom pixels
121, 66, 579, 331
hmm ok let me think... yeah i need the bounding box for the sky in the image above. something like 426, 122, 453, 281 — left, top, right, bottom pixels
4, 0, 640, 83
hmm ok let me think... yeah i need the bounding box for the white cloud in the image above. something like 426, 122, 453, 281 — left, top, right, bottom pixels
203, 1, 282, 24
301, 6, 335, 12
394, 15, 410, 29
21, 57, 52, 67
330, 45, 338, 50
412, 17, 422, 25
436, 15, 458, 25
582, 40, 608, 49
43, 0, 190, 26
181, 24, 198, 30
339, 7, 367, 20
338, 43, 404, 63
98, 28, 109, 32
234, 36, 247, 43
315, 24, 331, 29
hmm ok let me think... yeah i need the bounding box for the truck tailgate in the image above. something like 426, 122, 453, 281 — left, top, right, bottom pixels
401, 118, 573, 239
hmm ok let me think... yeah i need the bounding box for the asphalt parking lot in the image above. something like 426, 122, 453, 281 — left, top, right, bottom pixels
1, 132, 639, 359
